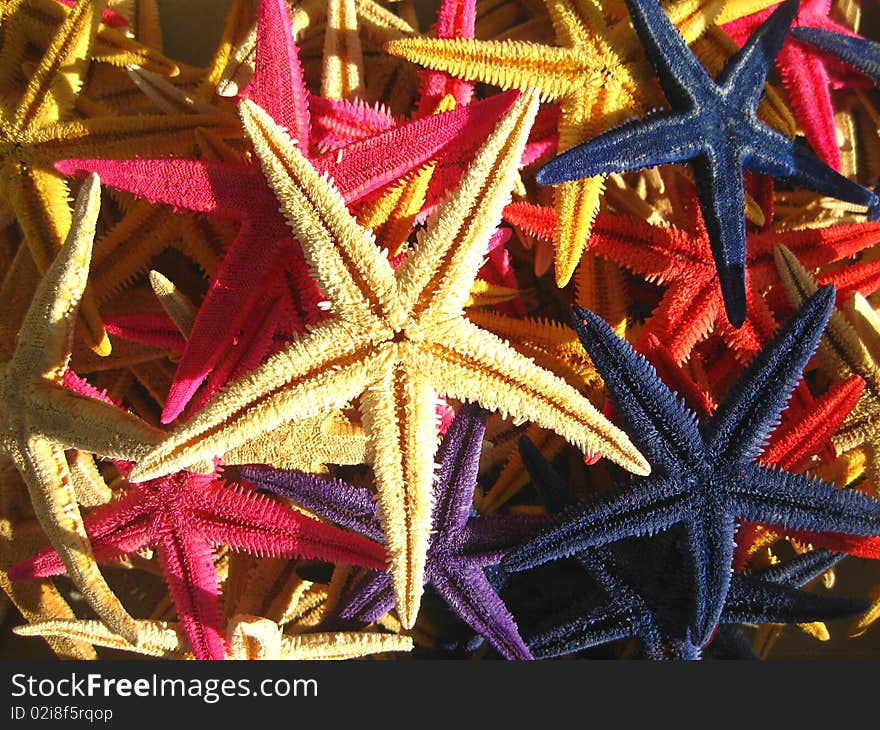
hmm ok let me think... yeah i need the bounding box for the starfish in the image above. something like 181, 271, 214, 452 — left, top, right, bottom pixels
127, 91, 649, 630
503, 200, 880, 364
0, 0, 239, 356
237, 405, 544, 659
536, 0, 877, 329
790, 26, 880, 83
518, 436, 868, 660
724, 0, 874, 171
13, 613, 414, 660
58, 0, 520, 423
504, 286, 880, 644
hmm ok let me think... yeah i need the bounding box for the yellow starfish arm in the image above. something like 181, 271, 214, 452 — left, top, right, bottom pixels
422, 318, 650, 475
361, 345, 439, 628
129, 320, 384, 482
125, 66, 220, 116
715, 0, 779, 26
353, 0, 417, 45
148, 270, 197, 337
14, 618, 188, 658
66, 449, 113, 507
576, 254, 629, 338
385, 36, 595, 102
546, 0, 611, 51
280, 630, 414, 660
848, 293, 880, 363
239, 98, 400, 328
400, 91, 539, 321
322, 0, 366, 101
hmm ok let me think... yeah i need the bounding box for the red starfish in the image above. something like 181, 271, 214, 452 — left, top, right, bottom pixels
58, 0, 517, 424
723, 0, 871, 172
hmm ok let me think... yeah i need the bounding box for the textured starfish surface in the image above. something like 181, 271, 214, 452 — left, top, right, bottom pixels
238, 404, 543, 660
724, 0, 871, 171
58, 0, 520, 423
505, 287, 880, 644
503, 200, 880, 363
13, 613, 414, 660
791, 26, 880, 82
127, 91, 650, 630
10, 457, 387, 660
0, 0, 238, 356
536, 0, 877, 328
518, 436, 868, 659
0, 175, 165, 644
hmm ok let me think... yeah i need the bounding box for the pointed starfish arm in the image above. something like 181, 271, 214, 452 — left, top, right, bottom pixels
399, 91, 539, 320
421, 319, 650, 476
732, 462, 880, 536
129, 321, 383, 482
240, 98, 400, 327
334, 571, 395, 627
502, 477, 691, 573
722, 576, 870, 624
791, 27, 880, 81
536, 113, 703, 184
432, 566, 532, 660
13, 620, 188, 660
528, 602, 637, 658
282, 631, 414, 660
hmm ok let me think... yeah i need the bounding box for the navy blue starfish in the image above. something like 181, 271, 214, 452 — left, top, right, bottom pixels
503, 285, 880, 645
791, 27, 880, 82
235, 405, 544, 660
535, 0, 877, 328
517, 437, 866, 660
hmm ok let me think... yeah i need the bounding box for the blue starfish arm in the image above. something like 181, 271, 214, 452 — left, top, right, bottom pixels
432, 404, 489, 534
706, 626, 758, 659
731, 463, 880, 536
719, 0, 799, 110
527, 600, 643, 659
535, 113, 703, 184
571, 307, 704, 473
722, 574, 870, 625
457, 515, 550, 567
682, 520, 738, 643
703, 285, 835, 465
430, 566, 533, 660
501, 477, 693, 573
791, 27, 880, 82
752, 548, 843, 587
519, 436, 578, 513
745, 127, 878, 208
622, 0, 715, 105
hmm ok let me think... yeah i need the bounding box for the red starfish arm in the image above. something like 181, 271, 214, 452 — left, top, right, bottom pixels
156, 526, 226, 660
193, 482, 387, 572
415, 0, 477, 115
782, 530, 880, 559
309, 95, 399, 151
503, 202, 555, 240
818, 259, 880, 302
103, 312, 187, 353
716, 282, 780, 363
246, 0, 310, 153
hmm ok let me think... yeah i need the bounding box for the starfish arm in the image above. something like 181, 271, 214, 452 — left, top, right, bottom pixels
457, 515, 549, 565
502, 477, 692, 573
422, 319, 650, 476
571, 307, 705, 473
360, 348, 439, 628
333, 571, 396, 626
249, 0, 310, 150
6, 436, 140, 644
239, 99, 399, 327
722, 575, 869, 624
527, 601, 641, 659
518, 435, 578, 513
704, 285, 835, 465
732, 462, 880, 536
322, 0, 365, 101
155, 529, 226, 660
128, 320, 382, 482
791, 27, 880, 82
718, 0, 798, 110
753, 548, 842, 587
415, 0, 476, 112
233, 464, 384, 543
281, 631, 413, 660
431, 565, 532, 660
401, 90, 538, 328
536, 112, 704, 184
149, 271, 196, 338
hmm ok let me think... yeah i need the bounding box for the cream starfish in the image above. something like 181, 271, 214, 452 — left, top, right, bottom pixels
129, 92, 650, 628
0, 174, 164, 644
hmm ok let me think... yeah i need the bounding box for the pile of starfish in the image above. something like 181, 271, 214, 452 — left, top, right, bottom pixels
3, 0, 880, 662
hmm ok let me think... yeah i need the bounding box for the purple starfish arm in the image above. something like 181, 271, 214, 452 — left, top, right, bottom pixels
334, 571, 396, 626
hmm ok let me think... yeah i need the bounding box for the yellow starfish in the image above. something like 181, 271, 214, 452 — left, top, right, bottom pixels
323, 0, 366, 100
0, 174, 166, 644
129, 92, 650, 629
14, 613, 414, 660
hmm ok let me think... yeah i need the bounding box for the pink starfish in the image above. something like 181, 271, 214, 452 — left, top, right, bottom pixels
58, 0, 517, 424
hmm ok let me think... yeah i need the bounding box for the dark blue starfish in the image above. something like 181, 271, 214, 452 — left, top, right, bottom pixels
518, 437, 867, 660
535, 0, 877, 328
502, 285, 880, 645
235, 404, 544, 660
791, 27, 880, 82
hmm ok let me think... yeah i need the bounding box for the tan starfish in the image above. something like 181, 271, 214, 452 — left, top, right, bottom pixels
128, 91, 650, 629
0, 174, 165, 644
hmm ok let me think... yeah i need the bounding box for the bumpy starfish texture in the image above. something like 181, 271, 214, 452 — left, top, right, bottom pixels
0, 174, 165, 644
127, 91, 649, 630
791, 26, 880, 82
537, 0, 877, 328
505, 287, 880, 644
240, 405, 543, 660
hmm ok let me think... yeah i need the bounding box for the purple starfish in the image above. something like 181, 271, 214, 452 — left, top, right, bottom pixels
235, 404, 543, 660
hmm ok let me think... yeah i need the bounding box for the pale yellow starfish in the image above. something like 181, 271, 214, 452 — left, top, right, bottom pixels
128, 92, 650, 629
